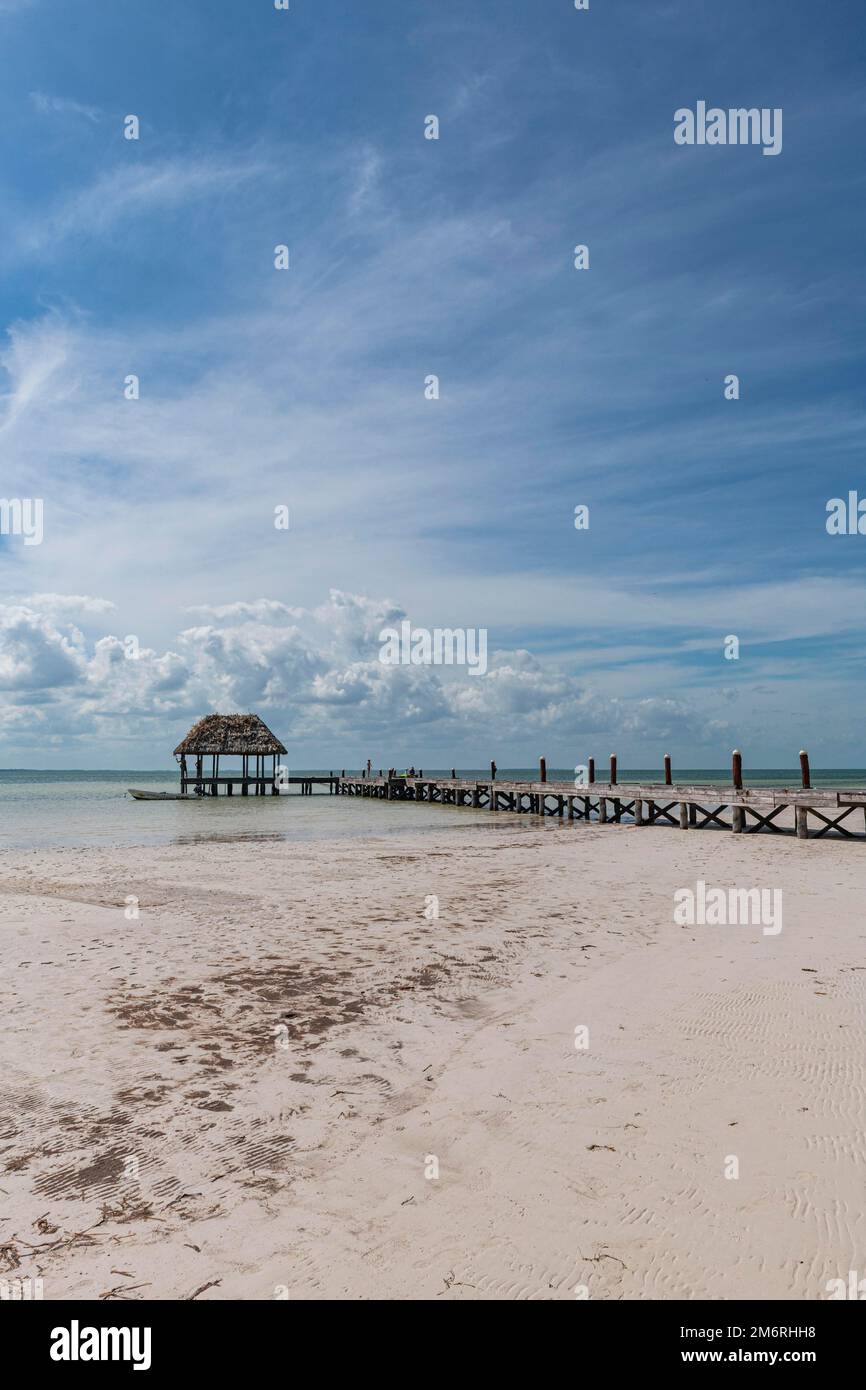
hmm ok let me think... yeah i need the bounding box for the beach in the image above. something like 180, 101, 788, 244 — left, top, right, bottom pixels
1, 806, 863, 1301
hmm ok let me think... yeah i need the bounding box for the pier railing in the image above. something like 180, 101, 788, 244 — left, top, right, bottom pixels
335, 751, 866, 841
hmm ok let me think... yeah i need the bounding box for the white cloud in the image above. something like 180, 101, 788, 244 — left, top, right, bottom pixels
17, 155, 275, 253
185, 601, 304, 625
0, 590, 733, 759
30, 91, 101, 123
24, 593, 116, 616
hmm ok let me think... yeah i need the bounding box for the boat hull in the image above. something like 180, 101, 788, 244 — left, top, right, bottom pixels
127, 789, 196, 801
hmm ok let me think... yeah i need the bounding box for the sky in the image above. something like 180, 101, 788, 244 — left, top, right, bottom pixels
0, 0, 864, 771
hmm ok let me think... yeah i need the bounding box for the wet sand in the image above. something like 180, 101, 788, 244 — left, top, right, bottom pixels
1, 814, 864, 1300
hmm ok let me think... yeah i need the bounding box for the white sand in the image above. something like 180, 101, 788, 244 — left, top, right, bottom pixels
1, 814, 864, 1300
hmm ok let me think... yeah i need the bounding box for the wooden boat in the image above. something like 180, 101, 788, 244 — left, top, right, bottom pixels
127, 788, 197, 801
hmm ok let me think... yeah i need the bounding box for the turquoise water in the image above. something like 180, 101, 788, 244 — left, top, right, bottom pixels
1, 768, 863, 851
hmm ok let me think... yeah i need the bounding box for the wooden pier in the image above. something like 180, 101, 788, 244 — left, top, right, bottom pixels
335, 752, 866, 842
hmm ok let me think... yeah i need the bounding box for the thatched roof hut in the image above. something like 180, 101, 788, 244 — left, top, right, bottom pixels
174, 714, 287, 795
174, 713, 287, 757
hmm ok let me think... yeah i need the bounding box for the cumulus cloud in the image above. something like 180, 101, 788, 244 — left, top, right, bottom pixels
25, 593, 116, 615
0, 603, 86, 691
0, 589, 728, 758
184, 601, 304, 625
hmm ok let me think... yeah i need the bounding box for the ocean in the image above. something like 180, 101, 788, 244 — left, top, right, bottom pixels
1, 767, 864, 851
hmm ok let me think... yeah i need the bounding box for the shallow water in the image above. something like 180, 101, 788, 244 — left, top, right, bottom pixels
1, 768, 863, 851
0, 773, 493, 850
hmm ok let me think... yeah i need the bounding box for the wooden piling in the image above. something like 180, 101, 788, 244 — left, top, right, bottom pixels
332, 748, 864, 845
797, 752, 812, 840
731, 750, 744, 832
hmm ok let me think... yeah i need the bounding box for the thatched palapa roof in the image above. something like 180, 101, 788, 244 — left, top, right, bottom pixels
174, 713, 287, 756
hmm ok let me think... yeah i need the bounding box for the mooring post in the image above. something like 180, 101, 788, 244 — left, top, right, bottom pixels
490, 760, 497, 781
732, 749, 744, 833
664, 753, 672, 786
679, 802, 689, 829
539, 756, 547, 784
598, 798, 607, 823
610, 753, 617, 785
796, 749, 811, 839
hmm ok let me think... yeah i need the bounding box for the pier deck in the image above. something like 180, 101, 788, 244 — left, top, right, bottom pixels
335, 774, 866, 841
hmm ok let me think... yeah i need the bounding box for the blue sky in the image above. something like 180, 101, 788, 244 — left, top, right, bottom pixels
0, 0, 864, 769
